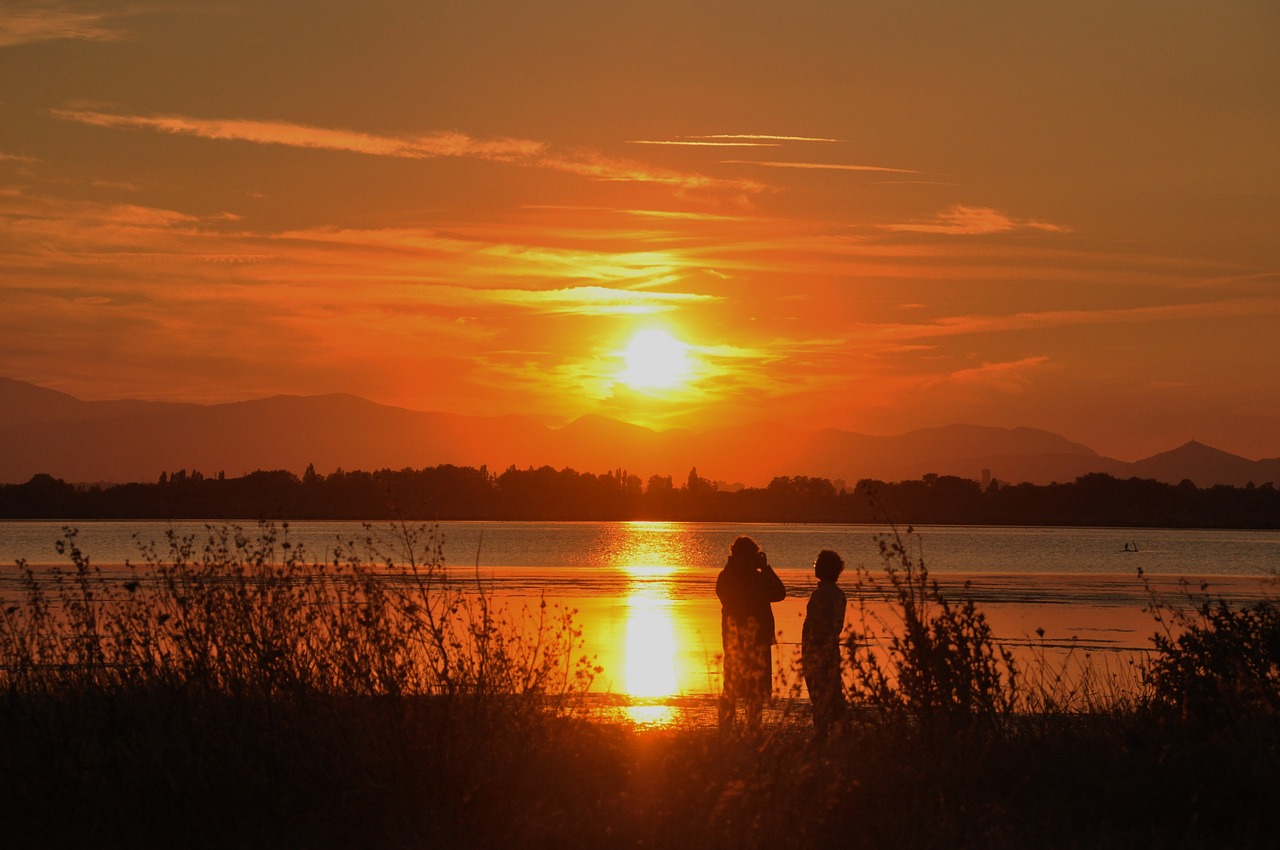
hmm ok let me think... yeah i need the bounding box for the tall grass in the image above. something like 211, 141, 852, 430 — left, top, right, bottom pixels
0, 522, 609, 848
1, 522, 597, 702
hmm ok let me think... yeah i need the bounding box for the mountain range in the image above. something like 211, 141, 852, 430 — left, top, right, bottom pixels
2, 378, 1277, 488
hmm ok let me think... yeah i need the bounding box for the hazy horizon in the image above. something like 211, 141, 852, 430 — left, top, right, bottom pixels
8, 371, 1261, 456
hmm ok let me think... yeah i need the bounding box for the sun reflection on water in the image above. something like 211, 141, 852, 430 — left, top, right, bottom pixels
603, 522, 708, 727
624, 703, 679, 728
625, 595, 678, 697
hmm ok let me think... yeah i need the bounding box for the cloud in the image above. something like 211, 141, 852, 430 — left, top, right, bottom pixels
0, 190, 228, 262
0, 192, 720, 319
538, 152, 764, 195
627, 140, 781, 147
725, 160, 918, 174
52, 110, 546, 161
622, 209, 765, 223
691, 135, 841, 143
480, 285, 719, 316
881, 205, 1070, 235
627, 134, 840, 147
0, 5, 125, 47
269, 225, 695, 288
53, 109, 765, 197
868, 298, 1280, 342
944, 356, 1051, 392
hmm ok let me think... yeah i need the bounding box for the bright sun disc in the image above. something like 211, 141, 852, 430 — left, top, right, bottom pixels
618, 329, 691, 391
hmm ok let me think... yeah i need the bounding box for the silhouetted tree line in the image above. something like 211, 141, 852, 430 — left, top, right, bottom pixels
2, 466, 1278, 528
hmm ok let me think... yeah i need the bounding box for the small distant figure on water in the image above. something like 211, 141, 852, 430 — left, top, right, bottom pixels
716, 535, 786, 731
802, 549, 848, 740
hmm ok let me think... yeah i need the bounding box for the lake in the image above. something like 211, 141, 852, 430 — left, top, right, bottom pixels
3, 520, 1278, 725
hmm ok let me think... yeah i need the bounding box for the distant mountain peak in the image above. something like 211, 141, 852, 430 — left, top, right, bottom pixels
1128, 439, 1277, 488
558, 414, 657, 438
1148, 439, 1244, 463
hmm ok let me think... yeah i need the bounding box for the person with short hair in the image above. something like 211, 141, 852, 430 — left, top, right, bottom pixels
802, 549, 848, 739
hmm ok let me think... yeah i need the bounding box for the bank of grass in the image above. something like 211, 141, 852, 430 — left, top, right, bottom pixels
3, 523, 1278, 848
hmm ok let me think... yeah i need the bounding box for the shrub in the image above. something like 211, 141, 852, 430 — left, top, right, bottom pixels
1144, 572, 1280, 725
843, 526, 1019, 726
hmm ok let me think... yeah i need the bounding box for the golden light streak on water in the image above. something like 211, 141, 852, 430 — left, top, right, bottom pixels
622, 703, 680, 727
602, 521, 708, 726
625, 595, 678, 697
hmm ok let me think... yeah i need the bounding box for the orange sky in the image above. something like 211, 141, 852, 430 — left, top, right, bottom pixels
2, 2, 1278, 461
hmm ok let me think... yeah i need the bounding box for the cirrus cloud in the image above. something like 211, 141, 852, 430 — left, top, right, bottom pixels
944, 355, 1052, 392
0, 5, 125, 47
52, 109, 547, 161
726, 160, 918, 174
52, 109, 765, 198
880, 205, 1070, 235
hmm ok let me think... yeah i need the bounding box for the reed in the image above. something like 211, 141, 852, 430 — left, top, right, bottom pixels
0, 521, 607, 847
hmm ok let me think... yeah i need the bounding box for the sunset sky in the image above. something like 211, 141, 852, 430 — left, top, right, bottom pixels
2, 1, 1278, 461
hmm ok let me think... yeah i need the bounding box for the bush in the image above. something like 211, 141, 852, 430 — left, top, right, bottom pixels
1145, 574, 1280, 726
843, 527, 1019, 727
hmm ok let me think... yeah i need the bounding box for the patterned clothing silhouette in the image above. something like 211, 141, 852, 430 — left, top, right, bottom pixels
716, 537, 786, 729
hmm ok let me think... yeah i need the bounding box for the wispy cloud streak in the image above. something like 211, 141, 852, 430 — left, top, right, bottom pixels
52, 110, 546, 160
53, 109, 765, 196
481, 285, 718, 315
943, 356, 1051, 392
0, 6, 124, 47
629, 134, 840, 146
868, 298, 1280, 342
537, 152, 762, 193
726, 160, 918, 173
628, 140, 780, 147
694, 134, 840, 142
881, 205, 1069, 235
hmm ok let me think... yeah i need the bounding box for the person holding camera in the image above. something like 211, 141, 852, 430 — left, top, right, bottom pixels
715, 535, 787, 731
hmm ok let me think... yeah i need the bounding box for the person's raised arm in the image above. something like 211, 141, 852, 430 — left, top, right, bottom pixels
759, 552, 786, 602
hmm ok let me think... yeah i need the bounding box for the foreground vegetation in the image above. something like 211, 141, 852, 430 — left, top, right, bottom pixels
3, 523, 1278, 848
5, 464, 1280, 526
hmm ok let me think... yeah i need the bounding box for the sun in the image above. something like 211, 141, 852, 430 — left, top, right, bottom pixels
617, 329, 692, 391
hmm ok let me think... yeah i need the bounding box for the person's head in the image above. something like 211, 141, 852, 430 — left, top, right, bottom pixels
814, 549, 844, 582
729, 535, 763, 568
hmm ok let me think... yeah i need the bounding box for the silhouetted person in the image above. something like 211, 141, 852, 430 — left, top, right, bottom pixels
716, 535, 786, 731
802, 549, 847, 740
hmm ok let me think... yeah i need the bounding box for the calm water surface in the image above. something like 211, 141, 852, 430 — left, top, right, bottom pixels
3, 520, 1278, 725
4, 519, 1277, 576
